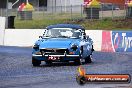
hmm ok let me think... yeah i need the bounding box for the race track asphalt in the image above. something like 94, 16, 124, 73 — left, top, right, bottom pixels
0, 46, 132, 88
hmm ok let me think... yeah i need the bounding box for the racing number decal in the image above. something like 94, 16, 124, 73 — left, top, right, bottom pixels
48, 56, 60, 60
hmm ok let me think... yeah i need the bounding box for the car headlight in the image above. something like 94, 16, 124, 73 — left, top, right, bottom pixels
33, 44, 39, 50
35, 51, 42, 55
71, 44, 78, 51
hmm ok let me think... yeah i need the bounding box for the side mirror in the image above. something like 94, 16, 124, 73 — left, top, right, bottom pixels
83, 35, 86, 39
82, 33, 86, 39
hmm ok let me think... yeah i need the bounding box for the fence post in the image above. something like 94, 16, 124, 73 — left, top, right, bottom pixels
52, 5, 53, 14
52, 5, 54, 20
124, 4, 126, 19
71, 5, 72, 19
61, 5, 62, 14
101, 4, 103, 20
0, 8, 1, 16
91, 7, 92, 20
43, 6, 45, 19
55, 0, 56, 13
6, 0, 9, 17
81, 4, 83, 18
112, 3, 114, 19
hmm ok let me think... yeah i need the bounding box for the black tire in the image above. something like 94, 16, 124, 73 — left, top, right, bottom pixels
32, 57, 41, 66
45, 61, 52, 65
74, 57, 85, 65
92, 45, 94, 51
75, 46, 84, 65
91, 45, 94, 55
85, 55, 92, 63
74, 58, 82, 65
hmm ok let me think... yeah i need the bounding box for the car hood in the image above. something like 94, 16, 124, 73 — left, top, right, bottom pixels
39, 38, 79, 49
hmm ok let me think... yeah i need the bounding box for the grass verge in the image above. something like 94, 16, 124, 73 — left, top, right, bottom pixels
14, 18, 132, 30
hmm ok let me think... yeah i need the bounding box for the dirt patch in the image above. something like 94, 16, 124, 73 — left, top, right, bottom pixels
64, 18, 132, 30
114, 18, 132, 29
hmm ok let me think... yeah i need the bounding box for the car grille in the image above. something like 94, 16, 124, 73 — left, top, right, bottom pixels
40, 49, 69, 55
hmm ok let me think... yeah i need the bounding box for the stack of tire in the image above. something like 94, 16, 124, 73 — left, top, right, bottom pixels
18, 2, 34, 20
84, 0, 101, 19
126, 0, 132, 18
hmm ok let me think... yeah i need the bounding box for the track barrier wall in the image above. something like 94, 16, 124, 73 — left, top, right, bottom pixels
0, 17, 131, 52
4, 29, 45, 46
0, 17, 6, 45
85, 30, 102, 51
102, 30, 132, 52
0, 29, 131, 52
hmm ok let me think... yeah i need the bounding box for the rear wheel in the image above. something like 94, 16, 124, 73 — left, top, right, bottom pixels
32, 57, 41, 66
85, 55, 92, 63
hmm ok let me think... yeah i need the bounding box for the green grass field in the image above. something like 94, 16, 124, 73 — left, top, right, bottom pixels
14, 12, 132, 30
15, 18, 132, 30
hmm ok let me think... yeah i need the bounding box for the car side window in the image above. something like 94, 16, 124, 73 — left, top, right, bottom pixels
72, 32, 80, 38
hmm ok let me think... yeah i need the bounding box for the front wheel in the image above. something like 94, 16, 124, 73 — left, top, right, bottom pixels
74, 58, 84, 65
32, 57, 41, 66
91, 45, 94, 55
85, 55, 92, 63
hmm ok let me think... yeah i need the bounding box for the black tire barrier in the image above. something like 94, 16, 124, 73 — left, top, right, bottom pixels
126, 7, 132, 18
85, 8, 100, 19
8, 16, 15, 29
19, 11, 32, 20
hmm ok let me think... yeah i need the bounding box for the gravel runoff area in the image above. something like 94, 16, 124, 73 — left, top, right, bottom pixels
0, 46, 132, 88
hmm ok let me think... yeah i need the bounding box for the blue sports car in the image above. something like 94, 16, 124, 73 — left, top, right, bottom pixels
32, 24, 94, 66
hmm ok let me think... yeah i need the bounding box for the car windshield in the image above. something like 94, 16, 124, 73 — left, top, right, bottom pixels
43, 28, 82, 38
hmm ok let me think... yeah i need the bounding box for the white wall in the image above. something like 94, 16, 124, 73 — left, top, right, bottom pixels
2, 29, 102, 51
4, 29, 45, 46
0, 17, 6, 45
86, 30, 102, 51
0, 17, 6, 29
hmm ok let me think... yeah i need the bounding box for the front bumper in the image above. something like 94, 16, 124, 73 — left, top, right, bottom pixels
32, 54, 79, 57
32, 54, 80, 61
